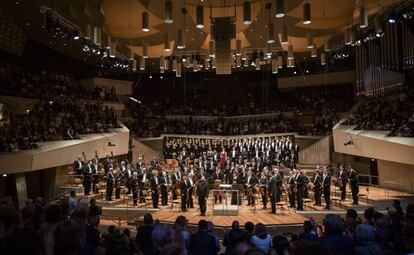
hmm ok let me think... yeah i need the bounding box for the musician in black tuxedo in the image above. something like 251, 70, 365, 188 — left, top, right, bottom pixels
313, 169, 323, 206
114, 167, 123, 199
274, 169, 283, 202
196, 176, 209, 216
180, 175, 188, 212
296, 171, 305, 211
268, 171, 278, 214
105, 168, 115, 201
171, 168, 182, 200
139, 168, 150, 203
287, 171, 296, 208
91, 158, 99, 194
213, 168, 224, 203
74, 155, 84, 175
186, 174, 195, 208
245, 170, 257, 206
150, 170, 160, 208
322, 168, 331, 209
160, 170, 169, 206
338, 165, 348, 201
130, 172, 139, 206
83, 161, 93, 195
259, 171, 268, 209
348, 166, 359, 205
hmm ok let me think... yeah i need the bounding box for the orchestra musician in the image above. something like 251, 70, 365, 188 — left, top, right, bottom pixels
322, 167, 331, 209
274, 169, 283, 202
268, 170, 278, 214
114, 167, 123, 199
180, 175, 188, 212
83, 160, 93, 195
186, 174, 195, 209
150, 170, 160, 208
295, 170, 305, 211
348, 166, 359, 205
245, 170, 257, 206
338, 165, 348, 202
139, 167, 149, 203
288, 170, 296, 208
213, 167, 224, 203
123, 163, 133, 194
92, 157, 99, 194
130, 172, 139, 206
196, 176, 209, 216
259, 171, 268, 209
220, 148, 227, 168
171, 168, 182, 200
105, 168, 115, 201
74, 155, 84, 175
313, 168, 323, 206
160, 170, 169, 206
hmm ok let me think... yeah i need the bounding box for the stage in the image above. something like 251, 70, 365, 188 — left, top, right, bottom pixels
90, 186, 414, 229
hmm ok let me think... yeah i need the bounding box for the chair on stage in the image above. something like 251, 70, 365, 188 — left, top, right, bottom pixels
303, 198, 312, 210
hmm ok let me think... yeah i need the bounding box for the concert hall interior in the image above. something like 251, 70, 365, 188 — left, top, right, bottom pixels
1, 0, 414, 255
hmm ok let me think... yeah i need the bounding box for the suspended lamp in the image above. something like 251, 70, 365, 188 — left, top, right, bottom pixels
359, 1, 368, 28
93, 26, 101, 45
307, 33, 314, 48
287, 45, 294, 60
109, 42, 116, 58
196, 5, 204, 29
165, 0, 173, 23
143, 43, 149, 58
243, 1, 252, 25
85, 24, 92, 39
266, 23, 275, 44
272, 59, 278, 73
321, 52, 326, 65
209, 40, 215, 57
236, 39, 242, 55
176, 63, 182, 77
142, 11, 149, 32
303, 1, 311, 25
177, 29, 186, 49
311, 47, 317, 58
139, 56, 145, 70
164, 33, 171, 52
276, 0, 285, 18
281, 25, 288, 44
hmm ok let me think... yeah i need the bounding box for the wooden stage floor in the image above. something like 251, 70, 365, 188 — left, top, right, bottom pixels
149, 201, 308, 227
92, 185, 413, 227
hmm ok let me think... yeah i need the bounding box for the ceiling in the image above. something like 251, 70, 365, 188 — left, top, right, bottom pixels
102, 0, 400, 58
0, 0, 404, 67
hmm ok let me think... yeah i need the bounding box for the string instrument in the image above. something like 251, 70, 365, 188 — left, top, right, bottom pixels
175, 179, 182, 196
246, 183, 259, 197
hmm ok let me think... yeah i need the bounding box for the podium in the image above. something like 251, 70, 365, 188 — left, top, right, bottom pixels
211, 184, 239, 216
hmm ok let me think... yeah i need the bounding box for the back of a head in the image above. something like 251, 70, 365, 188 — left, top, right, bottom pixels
152, 223, 174, 252
303, 220, 313, 233
356, 224, 375, 241
198, 219, 208, 231
254, 223, 267, 239
174, 215, 187, 231
294, 240, 331, 255
54, 219, 85, 255
245, 221, 254, 233
144, 213, 154, 225
232, 220, 240, 230
324, 214, 345, 234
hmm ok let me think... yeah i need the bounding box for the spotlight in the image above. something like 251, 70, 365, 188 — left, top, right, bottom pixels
149, 75, 152, 79
2, 174, 6, 177
72, 31, 80, 40
388, 17, 396, 24
293, 71, 297, 74
160, 76, 163, 79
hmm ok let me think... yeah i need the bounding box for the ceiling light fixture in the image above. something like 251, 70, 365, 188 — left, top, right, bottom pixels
307, 33, 314, 48
266, 23, 275, 43
196, 5, 204, 28
236, 39, 242, 55
281, 25, 288, 44
276, 0, 285, 18
164, 33, 171, 52
143, 43, 148, 58
303, 1, 311, 25
142, 11, 149, 32
164, 0, 173, 24
177, 29, 186, 49
243, 1, 252, 25
359, 0, 368, 28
